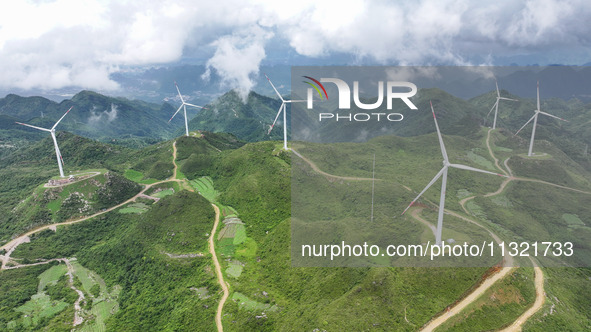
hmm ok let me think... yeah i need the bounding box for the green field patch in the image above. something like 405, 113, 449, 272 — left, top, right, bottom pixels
218, 237, 235, 256
562, 213, 585, 227
124, 169, 158, 184
233, 224, 247, 245
47, 199, 62, 213
79, 299, 117, 332
467, 149, 495, 170
190, 176, 219, 203
151, 188, 175, 198
70, 260, 120, 332
12, 264, 71, 328
491, 195, 513, 208
145, 182, 179, 196
37, 264, 68, 293
15, 293, 69, 327
70, 260, 95, 295
119, 203, 150, 214
221, 205, 238, 218
124, 169, 144, 182
226, 261, 244, 279
176, 169, 187, 180
465, 200, 487, 219
231, 292, 277, 312
218, 217, 244, 240
235, 237, 257, 259
494, 146, 513, 152
456, 189, 473, 199
191, 287, 211, 299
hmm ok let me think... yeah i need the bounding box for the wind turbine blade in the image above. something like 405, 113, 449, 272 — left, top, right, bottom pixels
174, 81, 185, 103
402, 167, 446, 215
264, 73, 284, 102
514, 114, 536, 136
495, 80, 500, 98
536, 81, 540, 111
52, 106, 73, 130
539, 111, 568, 122
285, 100, 306, 103
169, 104, 183, 123
55, 143, 64, 167
499, 97, 518, 101
430, 101, 449, 163
15, 122, 51, 132
487, 100, 498, 117
449, 163, 506, 177
268, 105, 283, 135
184, 102, 205, 109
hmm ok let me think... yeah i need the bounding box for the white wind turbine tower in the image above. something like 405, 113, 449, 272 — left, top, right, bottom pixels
487, 79, 517, 129
402, 101, 506, 246
265, 74, 304, 150
169, 82, 205, 137
515, 81, 568, 157
16, 107, 73, 178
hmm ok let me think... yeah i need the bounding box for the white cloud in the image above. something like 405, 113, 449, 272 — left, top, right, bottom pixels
202, 26, 272, 101
88, 104, 118, 126
0, 0, 589, 93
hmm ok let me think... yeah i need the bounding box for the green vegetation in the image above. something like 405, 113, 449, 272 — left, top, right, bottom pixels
231, 292, 277, 312
7, 191, 219, 331
436, 268, 536, 331
3, 263, 76, 330
0, 264, 53, 330
1, 96, 591, 332
191, 176, 219, 202
151, 188, 175, 198
467, 148, 496, 170
15, 293, 70, 328
188, 90, 282, 142
123, 169, 158, 184
226, 261, 244, 279
0, 91, 181, 148
523, 268, 591, 331
118, 202, 149, 214
45, 274, 79, 304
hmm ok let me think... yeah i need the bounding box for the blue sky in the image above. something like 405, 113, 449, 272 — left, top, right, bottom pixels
0, 0, 590, 97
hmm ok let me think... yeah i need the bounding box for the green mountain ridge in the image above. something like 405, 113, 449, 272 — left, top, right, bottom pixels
187, 90, 284, 142
0, 87, 590, 330
0, 91, 182, 148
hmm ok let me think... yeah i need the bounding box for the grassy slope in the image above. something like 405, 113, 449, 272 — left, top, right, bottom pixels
0, 133, 142, 242
10, 191, 219, 331
2, 127, 591, 331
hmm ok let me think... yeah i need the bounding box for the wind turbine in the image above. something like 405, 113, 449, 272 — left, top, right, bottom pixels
514, 81, 568, 157
265, 74, 304, 150
169, 82, 205, 137
402, 101, 506, 245
16, 107, 73, 178
487, 79, 517, 129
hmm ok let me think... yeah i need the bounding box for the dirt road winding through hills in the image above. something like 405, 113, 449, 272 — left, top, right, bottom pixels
1, 142, 186, 269
486, 130, 510, 177
292, 149, 377, 181
1, 139, 229, 331
449, 128, 545, 332
292, 147, 517, 330
292, 136, 570, 331
209, 204, 228, 332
